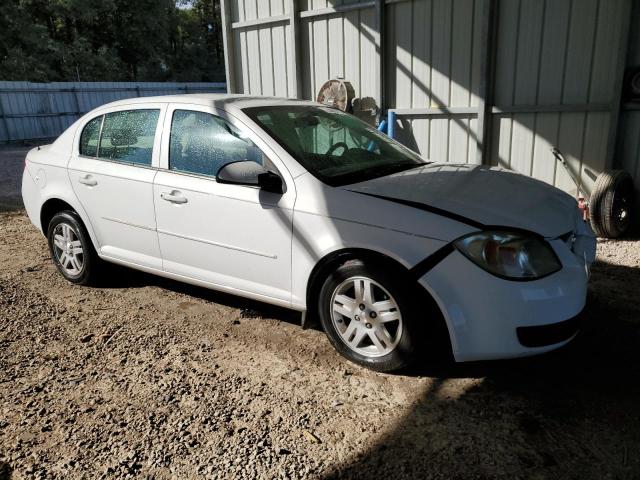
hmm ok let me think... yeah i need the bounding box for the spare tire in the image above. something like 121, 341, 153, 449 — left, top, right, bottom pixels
589, 170, 636, 238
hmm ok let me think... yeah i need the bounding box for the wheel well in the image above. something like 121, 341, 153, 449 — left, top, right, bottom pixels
306, 248, 437, 312
307, 248, 405, 305
40, 198, 75, 233
306, 248, 452, 358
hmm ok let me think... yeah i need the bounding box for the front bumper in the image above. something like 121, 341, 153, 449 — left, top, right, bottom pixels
419, 224, 595, 362
516, 309, 584, 347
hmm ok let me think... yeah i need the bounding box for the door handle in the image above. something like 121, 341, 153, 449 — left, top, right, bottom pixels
160, 190, 188, 204
78, 174, 97, 186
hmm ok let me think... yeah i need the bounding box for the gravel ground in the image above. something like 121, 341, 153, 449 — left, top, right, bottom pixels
1, 211, 640, 480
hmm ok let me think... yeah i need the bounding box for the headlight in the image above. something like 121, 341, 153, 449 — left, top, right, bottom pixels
454, 231, 561, 280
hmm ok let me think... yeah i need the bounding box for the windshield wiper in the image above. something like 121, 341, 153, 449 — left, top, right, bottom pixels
330, 162, 423, 187
369, 162, 422, 179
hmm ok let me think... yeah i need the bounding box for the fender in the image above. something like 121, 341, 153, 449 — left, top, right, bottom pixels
36, 165, 102, 251
290, 207, 449, 310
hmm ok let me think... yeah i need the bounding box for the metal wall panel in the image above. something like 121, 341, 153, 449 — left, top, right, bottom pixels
299, 2, 379, 101
231, 0, 293, 96
229, 0, 381, 102
616, 1, 640, 197
628, 3, 640, 66
222, 0, 637, 198
0, 82, 226, 142
386, 0, 482, 164
231, 0, 290, 22
233, 24, 294, 96
619, 111, 640, 193
490, 0, 628, 198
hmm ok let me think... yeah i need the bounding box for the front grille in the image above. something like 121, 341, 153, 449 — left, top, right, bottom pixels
516, 311, 584, 348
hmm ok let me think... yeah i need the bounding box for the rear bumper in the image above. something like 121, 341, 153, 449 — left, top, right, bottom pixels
21, 165, 42, 232
419, 235, 591, 362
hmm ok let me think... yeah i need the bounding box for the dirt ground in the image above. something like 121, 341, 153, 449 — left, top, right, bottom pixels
0, 210, 639, 480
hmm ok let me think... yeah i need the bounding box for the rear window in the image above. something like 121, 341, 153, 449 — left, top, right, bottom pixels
98, 110, 160, 166
78, 109, 160, 166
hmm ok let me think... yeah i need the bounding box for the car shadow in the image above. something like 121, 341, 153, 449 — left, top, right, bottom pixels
96, 263, 309, 329
321, 258, 640, 478
0, 461, 11, 480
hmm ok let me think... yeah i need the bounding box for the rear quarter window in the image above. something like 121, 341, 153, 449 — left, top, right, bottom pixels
79, 115, 103, 157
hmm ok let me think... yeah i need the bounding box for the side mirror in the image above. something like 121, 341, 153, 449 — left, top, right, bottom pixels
216, 161, 283, 194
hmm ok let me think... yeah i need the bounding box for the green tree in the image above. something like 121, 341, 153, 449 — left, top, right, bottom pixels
0, 0, 225, 82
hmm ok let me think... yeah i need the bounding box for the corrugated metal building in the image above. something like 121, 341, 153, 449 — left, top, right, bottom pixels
220, 0, 640, 200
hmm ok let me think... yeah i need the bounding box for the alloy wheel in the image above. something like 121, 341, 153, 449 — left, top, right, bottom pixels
52, 222, 84, 276
330, 276, 403, 358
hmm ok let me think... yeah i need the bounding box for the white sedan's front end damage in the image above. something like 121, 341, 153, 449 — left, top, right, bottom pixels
417, 211, 596, 362
341, 162, 597, 361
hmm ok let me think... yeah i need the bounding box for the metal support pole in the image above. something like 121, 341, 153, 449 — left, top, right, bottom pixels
375, 0, 386, 112
220, 0, 236, 93
72, 86, 82, 119
288, 0, 302, 98
476, 0, 497, 165
387, 111, 396, 138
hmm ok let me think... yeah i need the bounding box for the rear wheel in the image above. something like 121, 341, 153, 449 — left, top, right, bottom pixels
47, 211, 99, 285
590, 170, 636, 238
318, 260, 424, 372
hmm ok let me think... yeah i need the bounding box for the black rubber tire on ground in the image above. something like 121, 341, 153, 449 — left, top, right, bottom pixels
47, 210, 100, 285
318, 259, 429, 372
589, 170, 636, 238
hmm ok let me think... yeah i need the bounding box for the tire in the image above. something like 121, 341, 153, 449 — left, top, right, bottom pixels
589, 170, 636, 238
47, 210, 100, 285
318, 260, 426, 372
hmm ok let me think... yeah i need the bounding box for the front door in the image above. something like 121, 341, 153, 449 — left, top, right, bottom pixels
153, 105, 295, 303
68, 105, 165, 269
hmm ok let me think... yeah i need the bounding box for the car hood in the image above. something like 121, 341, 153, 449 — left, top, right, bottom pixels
345, 163, 578, 238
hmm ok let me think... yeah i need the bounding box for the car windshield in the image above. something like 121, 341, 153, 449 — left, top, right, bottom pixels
243, 105, 427, 186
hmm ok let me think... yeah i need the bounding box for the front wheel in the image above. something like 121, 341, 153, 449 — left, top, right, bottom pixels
318, 260, 422, 372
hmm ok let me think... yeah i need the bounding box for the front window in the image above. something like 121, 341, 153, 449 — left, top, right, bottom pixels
243, 105, 426, 186
169, 109, 265, 177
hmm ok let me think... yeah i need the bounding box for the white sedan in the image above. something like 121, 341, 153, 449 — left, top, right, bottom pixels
22, 95, 596, 372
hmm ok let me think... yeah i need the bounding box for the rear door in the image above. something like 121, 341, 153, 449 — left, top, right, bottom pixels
153, 104, 295, 303
68, 104, 166, 269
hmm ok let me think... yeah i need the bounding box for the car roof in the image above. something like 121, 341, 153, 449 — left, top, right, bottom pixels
101, 94, 320, 114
